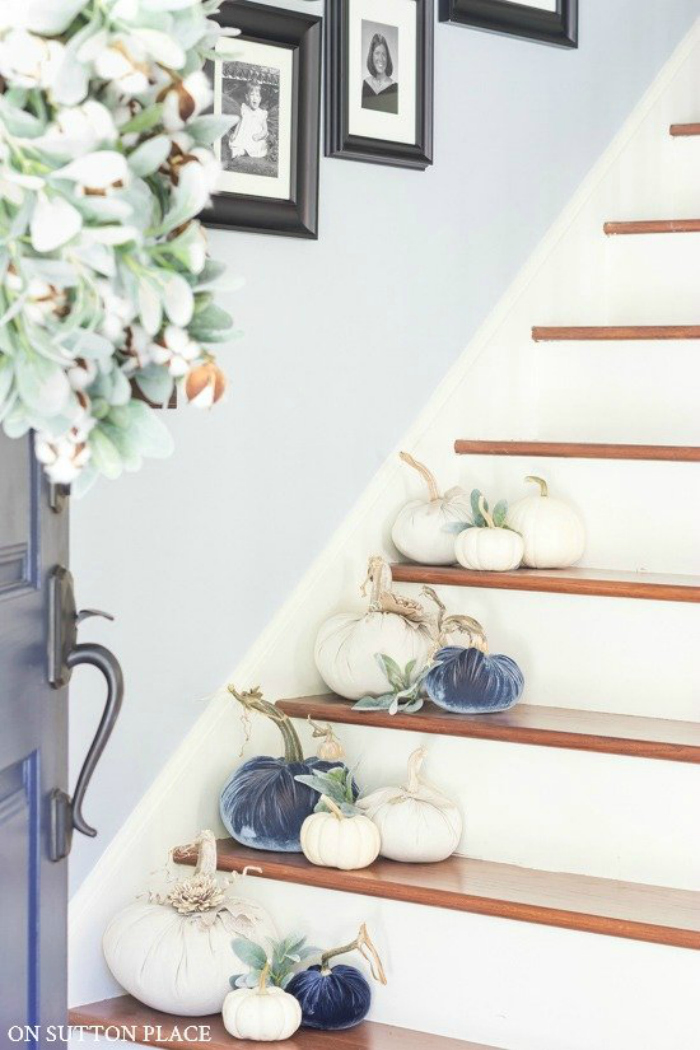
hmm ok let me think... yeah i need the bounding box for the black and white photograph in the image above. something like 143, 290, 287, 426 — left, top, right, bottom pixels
202, 1, 321, 238
326, 0, 433, 169
220, 61, 280, 180
361, 21, 399, 116
438, 0, 577, 47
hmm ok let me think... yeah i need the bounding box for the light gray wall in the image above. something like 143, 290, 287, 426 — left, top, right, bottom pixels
69, 0, 698, 892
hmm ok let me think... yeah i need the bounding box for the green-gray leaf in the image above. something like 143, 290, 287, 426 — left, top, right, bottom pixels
232, 938, 267, 971
492, 499, 508, 527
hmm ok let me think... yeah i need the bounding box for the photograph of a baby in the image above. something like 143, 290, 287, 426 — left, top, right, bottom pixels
361, 20, 399, 115
220, 61, 280, 179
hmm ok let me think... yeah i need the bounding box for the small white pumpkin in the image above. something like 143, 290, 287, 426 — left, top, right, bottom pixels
506, 475, 585, 569
103, 831, 276, 1016
391, 451, 471, 565
314, 556, 434, 700
358, 748, 462, 863
455, 495, 524, 572
301, 796, 381, 870
223, 963, 302, 1042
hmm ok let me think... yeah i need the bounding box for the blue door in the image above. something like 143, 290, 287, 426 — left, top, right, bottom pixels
0, 431, 123, 1046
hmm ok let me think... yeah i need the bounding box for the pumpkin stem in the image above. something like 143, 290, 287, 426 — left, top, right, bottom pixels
399, 451, 441, 501
308, 717, 344, 760
362, 556, 393, 605
420, 586, 445, 634
320, 923, 388, 984
258, 960, 271, 993
228, 685, 304, 765
525, 475, 549, 498
405, 747, 427, 794
194, 829, 217, 877
478, 495, 495, 529
320, 795, 345, 820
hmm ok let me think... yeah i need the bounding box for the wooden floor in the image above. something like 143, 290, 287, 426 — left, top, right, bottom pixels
173, 840, 700, 951
277, 694, 700, 764
69, 996, 500, 1049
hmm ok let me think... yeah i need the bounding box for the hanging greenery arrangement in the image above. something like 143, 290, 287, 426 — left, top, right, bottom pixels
0, 0, 237, 492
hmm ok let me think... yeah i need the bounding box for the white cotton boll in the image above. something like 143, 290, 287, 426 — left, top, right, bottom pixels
35, 433, 91, 484
358, 748, 462, 863
30, 194, 82, 252
0, 30, 65, 89
53, 150, 130, 192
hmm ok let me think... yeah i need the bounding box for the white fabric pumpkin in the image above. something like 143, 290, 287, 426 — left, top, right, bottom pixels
358, 748, 462, 862
506, 475, 585, 569
301, 797, 381, 870
103, 831, 276, 1016
455, 526, 523, 571
454, 497, 524, 572
391, 451, 471, 565
315, 556, 434, 700
223, 982, 301, 1042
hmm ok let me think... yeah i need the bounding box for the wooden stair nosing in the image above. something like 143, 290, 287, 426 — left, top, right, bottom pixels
453, 440, 700, 462
277, 695, 700, 765
669, 123, 700, 137
173, 841, 700, 951
388, 563, 700, 603
532, 324, 700, 341
604, 219, 700, 235
69, 996, 498, 1050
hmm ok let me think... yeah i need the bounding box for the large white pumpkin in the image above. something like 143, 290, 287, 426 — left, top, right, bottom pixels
314, 556, 433, 700
301, 797, 381, 870
223, 981, 301, 1042
358, 748, 462, 863
391, 452, 471, 565
103, 831, 276, 1016
506, 475, 585, 569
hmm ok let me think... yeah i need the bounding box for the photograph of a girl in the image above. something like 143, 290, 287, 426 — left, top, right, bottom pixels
220, 61, 280, 178
361, 22, 399, 115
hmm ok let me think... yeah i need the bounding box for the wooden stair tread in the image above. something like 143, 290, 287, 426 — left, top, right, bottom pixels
604, 219, 700, 235
453, 440, 700, 461
670, 123, 700, 136
173, 841, 700, 950
532, 325, 700, 341
389, 563, 700, 603
277, 695, 700, 764
69, 996, 496, 1050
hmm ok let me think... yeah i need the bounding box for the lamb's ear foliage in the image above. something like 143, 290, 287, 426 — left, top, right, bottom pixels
295, 766, 359, 814
352, 654, 426, 715
492, 499, 508, 527
230, 934, 319, 989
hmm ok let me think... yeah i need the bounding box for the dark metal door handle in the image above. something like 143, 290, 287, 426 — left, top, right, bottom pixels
48, 566, 124, 860
65, 642, 124, 838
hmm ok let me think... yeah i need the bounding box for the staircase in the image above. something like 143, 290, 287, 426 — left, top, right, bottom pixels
70, 78, 700, 1050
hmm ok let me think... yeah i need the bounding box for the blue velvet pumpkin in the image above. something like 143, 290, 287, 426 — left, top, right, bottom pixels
287, 964, 371, 1030
287, 923, 385, 1030
424, 643, 524, 713
220, 687, 355, 852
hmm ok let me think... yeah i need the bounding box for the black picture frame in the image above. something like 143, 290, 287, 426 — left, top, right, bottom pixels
438, 0, 578, 48
325, 0, 433, 170
203, 1, 322, 239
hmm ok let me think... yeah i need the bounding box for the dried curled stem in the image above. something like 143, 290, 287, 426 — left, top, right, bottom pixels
399, 451, 441, 501
320, 923, 388, 984
362, 556, 425, 622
